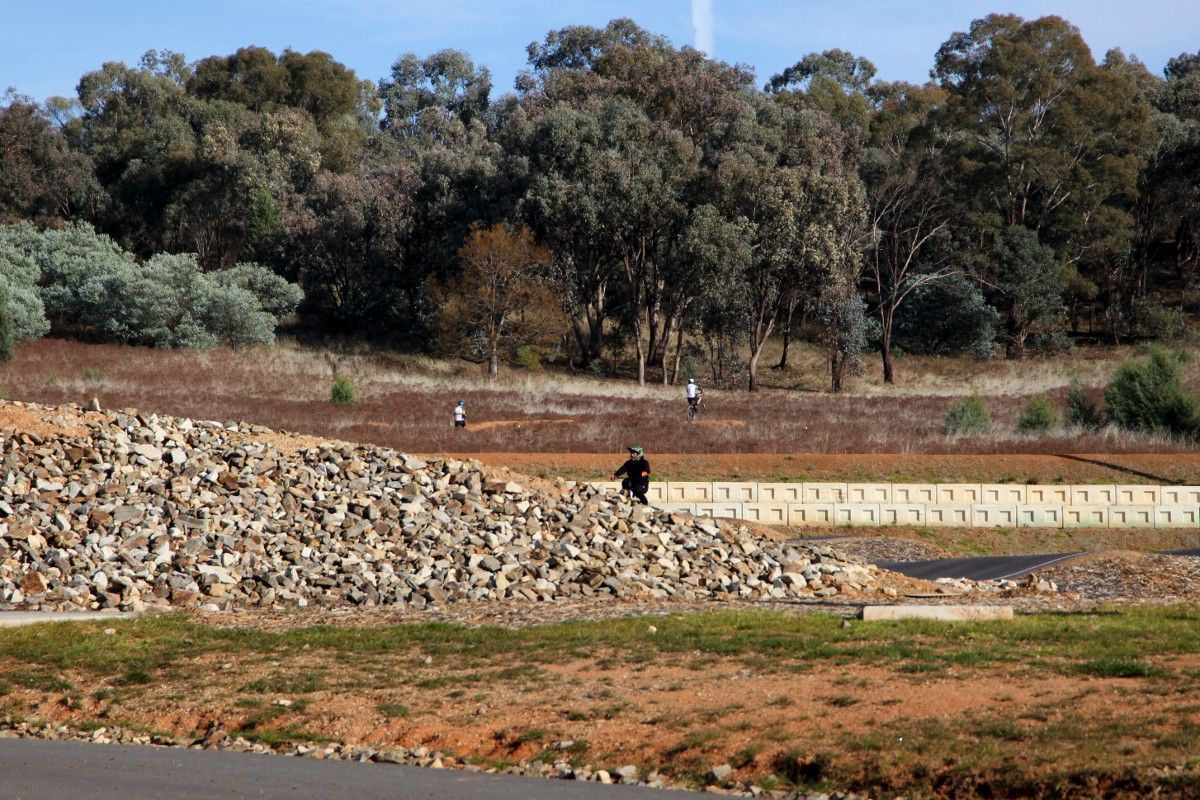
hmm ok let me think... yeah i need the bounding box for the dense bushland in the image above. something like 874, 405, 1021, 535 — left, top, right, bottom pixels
0, 17, 1198, 389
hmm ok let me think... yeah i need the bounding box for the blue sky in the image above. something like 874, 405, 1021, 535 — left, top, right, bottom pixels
3, 1, 1197, 102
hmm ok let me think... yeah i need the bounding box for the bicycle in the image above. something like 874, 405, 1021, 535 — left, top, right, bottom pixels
687, 396, 705, 423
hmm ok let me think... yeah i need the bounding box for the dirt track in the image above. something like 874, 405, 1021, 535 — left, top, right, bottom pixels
440, 451, 1200, 484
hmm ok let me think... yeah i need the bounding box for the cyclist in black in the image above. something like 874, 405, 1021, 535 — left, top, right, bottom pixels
612, 444, 650, 504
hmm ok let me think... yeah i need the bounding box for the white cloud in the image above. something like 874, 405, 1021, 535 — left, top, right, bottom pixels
691, 0, 714, 56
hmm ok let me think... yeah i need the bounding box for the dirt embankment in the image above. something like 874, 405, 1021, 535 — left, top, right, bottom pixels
443, 451, 1200, 485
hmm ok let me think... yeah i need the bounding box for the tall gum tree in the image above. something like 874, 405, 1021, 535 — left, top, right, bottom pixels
933, 14, 1155, 353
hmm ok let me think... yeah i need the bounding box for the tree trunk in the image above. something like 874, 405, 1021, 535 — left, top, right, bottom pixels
878, 303, 895, 384
881, 328, 894, 384
748, 346, 761, 392
670, 326, 684, 385
1005, 333, 1026, 359
830, 352, 847, 393
773, 300, 796, 370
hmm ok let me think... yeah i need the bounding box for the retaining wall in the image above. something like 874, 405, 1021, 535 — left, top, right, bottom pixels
587, 481, 1200, 529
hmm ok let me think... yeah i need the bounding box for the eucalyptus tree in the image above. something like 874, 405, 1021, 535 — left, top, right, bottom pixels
933, 14, 1155, 350
861, 81, 957, 382
0, 92, 101, 224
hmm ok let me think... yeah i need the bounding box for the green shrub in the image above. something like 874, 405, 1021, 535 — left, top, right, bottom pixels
1017, 395, 1058, 434
1104, 346, 1199, 439
330, 376, 356, 405
943, 395, 990, 436
892, 275, 999, 358
0, 282, 13, 362
1065, 380, 1102, 429
82, 367, 103, 381
513, 345, 543, 371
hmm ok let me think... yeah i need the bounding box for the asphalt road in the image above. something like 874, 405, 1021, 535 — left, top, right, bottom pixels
876, 547, 1200, 581
876, 552, 1085, 581
0, 739, 684, 800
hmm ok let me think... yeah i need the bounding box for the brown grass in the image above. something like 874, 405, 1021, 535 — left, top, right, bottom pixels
2, 338, 1197, 456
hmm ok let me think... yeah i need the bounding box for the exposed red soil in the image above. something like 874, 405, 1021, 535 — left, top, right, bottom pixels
447, 451, 1200, 484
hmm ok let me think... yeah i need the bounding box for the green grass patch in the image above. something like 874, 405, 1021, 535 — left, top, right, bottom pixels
377, 702, 411, 718
240, 674, 324, 694
2, 608, 1200, 690
1072, 658, 1166, 679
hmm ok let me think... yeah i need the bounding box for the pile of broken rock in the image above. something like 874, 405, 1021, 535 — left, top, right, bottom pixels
1, 402, 887, 612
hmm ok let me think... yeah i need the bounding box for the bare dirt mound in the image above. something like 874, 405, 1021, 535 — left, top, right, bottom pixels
470, 418, 575, 431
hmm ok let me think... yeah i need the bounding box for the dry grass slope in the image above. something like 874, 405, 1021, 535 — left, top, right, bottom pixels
1, 338, 1198, 456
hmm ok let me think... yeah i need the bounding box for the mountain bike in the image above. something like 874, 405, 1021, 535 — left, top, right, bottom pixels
687, 396, 705, 423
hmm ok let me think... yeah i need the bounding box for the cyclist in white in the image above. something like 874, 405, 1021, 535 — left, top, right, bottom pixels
453, 399, 467, 429
685, 378, 702, 419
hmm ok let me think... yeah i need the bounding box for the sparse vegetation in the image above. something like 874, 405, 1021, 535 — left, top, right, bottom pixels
329, 375, 355, 405
1065, 379, 1102, 429
1017, 395, 1059, 434
943, 395, 990, 436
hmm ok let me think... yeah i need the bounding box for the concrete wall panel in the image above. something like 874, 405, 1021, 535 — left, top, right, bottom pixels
788, 503, 837, 526
802, 483, 848, 503
712, 482, 758, 502
926, 505, 972, 526
693, 502, 743, 519
936, 484, 983, 504
1064, 507, 1109, 528
1154, 506, 1200, 528
891, 484, 936, 504
981, 484, 1026, 504
1016, 506, 1064, 528
827, 503, 882, 526
971, 505, 1019, 528
1108, 505, 1155, 528
1115, 485, 1160, 505
1026, 485, 1071, 505
880, 504, 927, 525
1071, 485, 1117, 506
666, 482, 714, 502
646, 483, 669, 502
658, 502, 698, 515
1160, 486, 1200, 506
740, 503, 789, 525
757, 483, 804, 503
847, 484, 891, 503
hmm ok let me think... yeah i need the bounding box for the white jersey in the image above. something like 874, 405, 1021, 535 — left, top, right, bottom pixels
454, 405, 466, 421
685, 383, 700, 400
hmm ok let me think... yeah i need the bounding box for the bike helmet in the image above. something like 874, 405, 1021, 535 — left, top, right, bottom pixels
627, 444, 644, 457
687, 378, 695, 384
457, 399, 465, 405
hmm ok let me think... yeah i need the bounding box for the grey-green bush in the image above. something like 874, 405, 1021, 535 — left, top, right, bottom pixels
1017, 395, 1058, 433
943, 395, 990, 436
0, 224, 51, 342
1065, 380, 1102, 429
330, 376, 356, 404
1104, 346, 1199, 439
212, 263, 304, 319
1, 222, 301, 348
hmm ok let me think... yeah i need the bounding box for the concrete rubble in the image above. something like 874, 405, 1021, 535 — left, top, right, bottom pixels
1, 401, 887, 613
